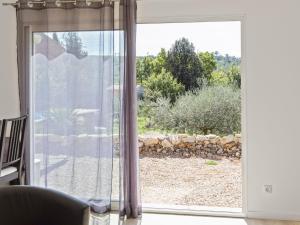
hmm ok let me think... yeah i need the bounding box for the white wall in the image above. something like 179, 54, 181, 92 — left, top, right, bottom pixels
0, 0, 20, 118
1, 0, 300, 220
138, 0, 300, 220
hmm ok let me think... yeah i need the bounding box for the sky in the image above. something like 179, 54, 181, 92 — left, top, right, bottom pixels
41, 21, 241, 57
136, 21, 241, 57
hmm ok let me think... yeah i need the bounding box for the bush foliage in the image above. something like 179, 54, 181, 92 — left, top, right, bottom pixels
198, 52, 217, 79
208, 65, 241, 88
151, 86, 241, 135
144, 69, 184, 103
136, 37, 241, 136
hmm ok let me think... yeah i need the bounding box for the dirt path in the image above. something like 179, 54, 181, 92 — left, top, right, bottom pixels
140, 157, 242, 208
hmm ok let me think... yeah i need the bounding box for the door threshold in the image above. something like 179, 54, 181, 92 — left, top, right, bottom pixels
142, 203, 244, 218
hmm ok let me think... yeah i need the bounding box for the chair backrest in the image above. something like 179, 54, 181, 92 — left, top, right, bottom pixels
0, 186, 90, 225
0, 115, 27, 169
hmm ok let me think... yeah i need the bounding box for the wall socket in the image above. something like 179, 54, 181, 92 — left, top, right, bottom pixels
264, 185, 273, 193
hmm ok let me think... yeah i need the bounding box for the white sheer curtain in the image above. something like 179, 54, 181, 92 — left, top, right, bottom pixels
31, 30, 117, 213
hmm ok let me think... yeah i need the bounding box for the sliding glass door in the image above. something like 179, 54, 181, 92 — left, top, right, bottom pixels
30, 30, 120, 212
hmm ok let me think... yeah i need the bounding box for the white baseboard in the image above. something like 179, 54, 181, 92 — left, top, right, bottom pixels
247, 211, 300, 221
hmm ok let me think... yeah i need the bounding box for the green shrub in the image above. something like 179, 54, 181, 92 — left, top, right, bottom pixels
198, 51, 217, 79
138, 116, 151, 134
138, 100, 167, 134
208, 65, 241, 88
209, 70, 231, 87
226, 65, 241, 88
136, 55, 155, 85
151, 48, 167, 74
150, 98, 173, 130
144, 69, 184, 103
152, 86, 241, 135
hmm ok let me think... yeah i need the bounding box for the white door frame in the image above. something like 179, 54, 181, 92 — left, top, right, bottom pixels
137, 14, 248, 218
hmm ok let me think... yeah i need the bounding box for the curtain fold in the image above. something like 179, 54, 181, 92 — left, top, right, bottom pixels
16, 0, 140, 219
119, 0, 141, 218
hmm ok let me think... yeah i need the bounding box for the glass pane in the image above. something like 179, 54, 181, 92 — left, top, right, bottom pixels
136, 22, 242, 211
31, 31, 120, 210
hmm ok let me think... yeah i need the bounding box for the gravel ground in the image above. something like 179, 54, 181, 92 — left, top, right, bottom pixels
35, 153, 241, 209
140, 157, 242, 208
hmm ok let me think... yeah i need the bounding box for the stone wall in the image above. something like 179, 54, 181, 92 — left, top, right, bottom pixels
33, 133, 242, 160
138, 134, 242, 159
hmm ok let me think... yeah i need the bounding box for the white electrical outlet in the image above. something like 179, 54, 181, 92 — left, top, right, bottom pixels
264, 185, 273, 194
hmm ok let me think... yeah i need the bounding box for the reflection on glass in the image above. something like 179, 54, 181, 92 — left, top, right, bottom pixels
31, 31, 121, 213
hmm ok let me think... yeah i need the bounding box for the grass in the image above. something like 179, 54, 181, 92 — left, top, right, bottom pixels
205, 160, 218, 166
138, 116, 160, 134
138, 116, 177, 135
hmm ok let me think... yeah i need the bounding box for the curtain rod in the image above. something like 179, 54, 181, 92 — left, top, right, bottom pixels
2, 0, 139, 7
2, 2, 20, 6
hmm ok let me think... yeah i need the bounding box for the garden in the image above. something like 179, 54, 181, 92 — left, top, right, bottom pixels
32, 32, 243, 208
137, 37, 241, 136
137, 38, 243, 209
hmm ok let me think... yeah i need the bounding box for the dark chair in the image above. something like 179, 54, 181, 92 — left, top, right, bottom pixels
0, 115, 27, 185
0, 186, 90, 225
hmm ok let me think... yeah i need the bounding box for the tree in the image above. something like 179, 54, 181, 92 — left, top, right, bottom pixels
209, 70, 230, 87
198, 52, 217, 79
136, 55, 155, 85
166, 38, 203, 90
214, 51, 241, 69
227, 65, 241, 88
152, 48, 167, 74
62, 32, 88, 59
208, 65, 241, 88
144, 69, 184, 103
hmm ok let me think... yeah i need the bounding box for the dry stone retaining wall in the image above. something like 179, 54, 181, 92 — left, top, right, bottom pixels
138, 134, 242, 159
33, 133, 242, 159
